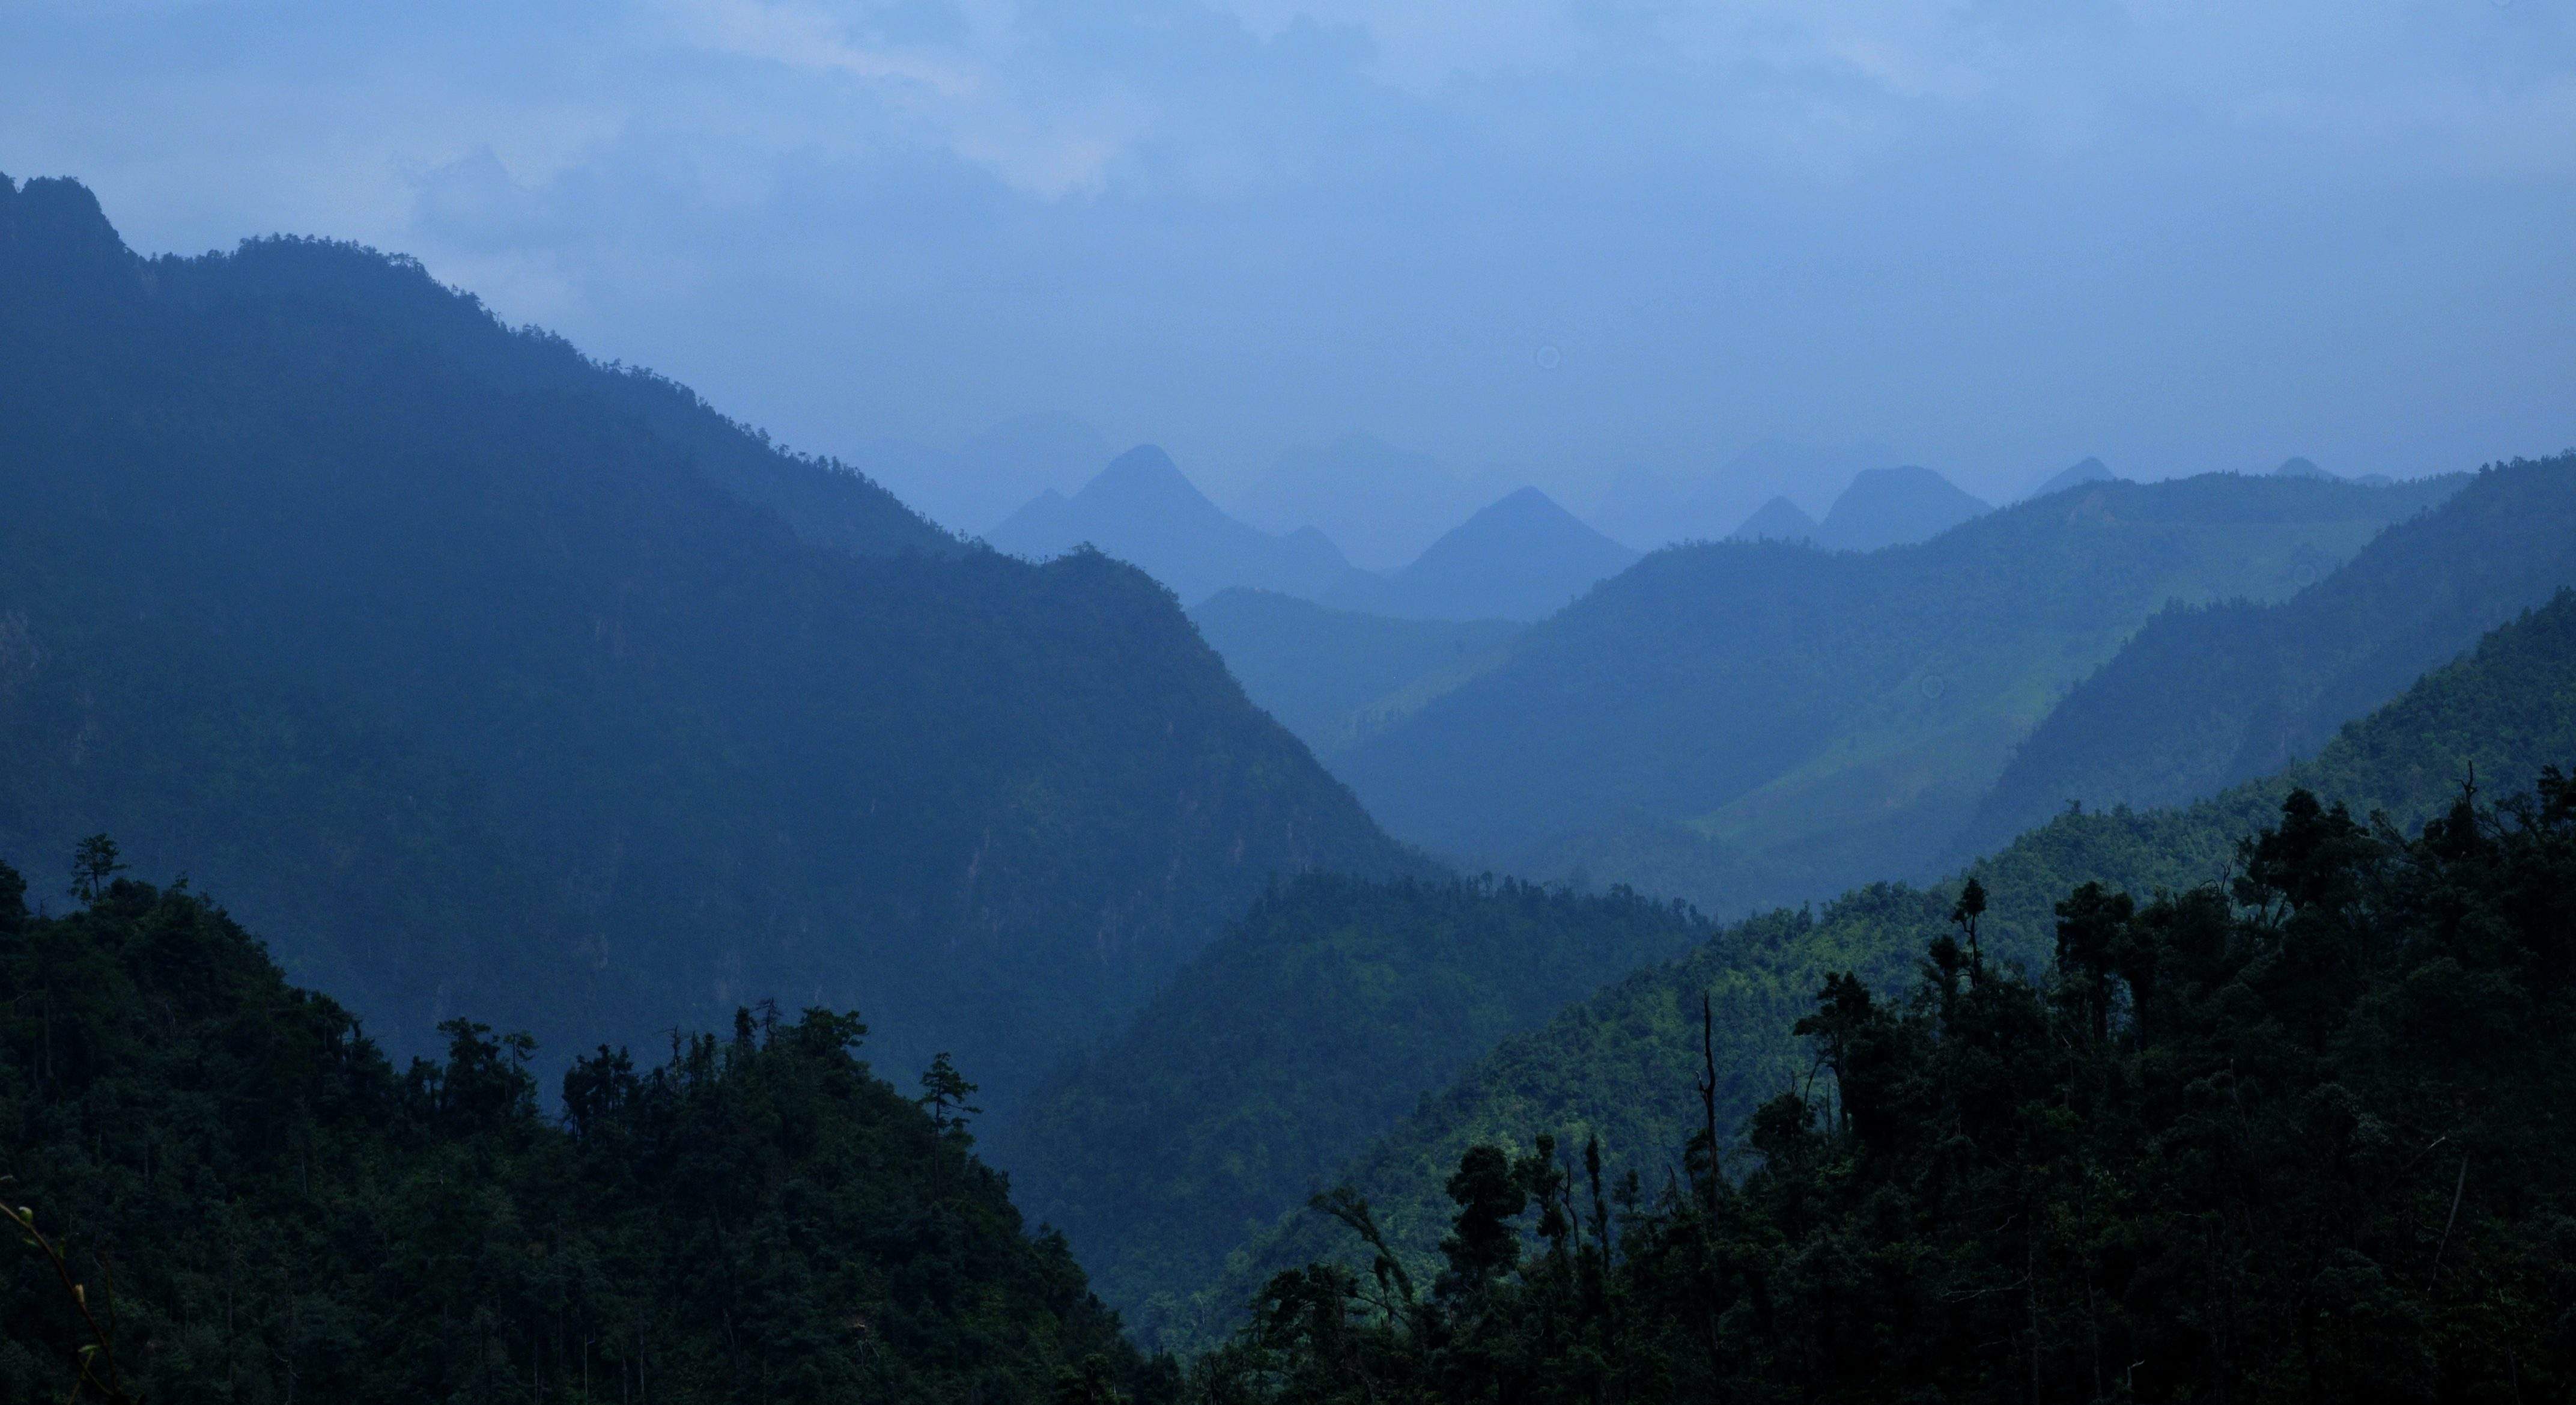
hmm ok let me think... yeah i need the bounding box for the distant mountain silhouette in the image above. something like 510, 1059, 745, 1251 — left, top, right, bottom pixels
1333, 471, 2461, 902
1328, 487, 1641, 621
2025, 456, 2119, 499
1189, 588, 1524, 757
1729, 496, 1820, 543
1588, 440, 1892, 549
849, 412, 1112, 535
1233, 433, 1492, 571
1815, 465, 1991, 551
2274, 455, 2333, 480
986, 445, 1355, 605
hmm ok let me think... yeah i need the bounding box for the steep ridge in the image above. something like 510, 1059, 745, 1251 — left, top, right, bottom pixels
0, 174, 1411, 1105
1182, 587, 2576, 1342
1326, 487, 1639, 622
986, 445, 1355, 605
1337, 472, 2458, 907
1188, 589, 1523, 758
986, 874, 1709, 1335
1961, 454, 2576, 855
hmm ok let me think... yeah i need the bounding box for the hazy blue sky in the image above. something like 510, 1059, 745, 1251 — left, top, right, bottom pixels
7, 0, 2572, 508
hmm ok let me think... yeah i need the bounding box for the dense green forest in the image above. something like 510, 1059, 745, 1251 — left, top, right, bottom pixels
1176, 589, 2576, 1344
1335, 471, 2462, 915
1188, 590, 1524, 758
0, 851, 1170, 1404
988, 877, 1709, 1332
0, 173, 1413, 1107
1962, 453, 2576, 854
1192, 776, 2576, 1401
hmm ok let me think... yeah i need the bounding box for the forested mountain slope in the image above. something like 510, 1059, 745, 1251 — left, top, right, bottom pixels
1338, 471, 2458, 912
0, 173, 1411, 1106
1180, 588, 2576, 1347
1962, 452, 2576, 853
986, 877, 1707, 1333
0, 858, 1168, 1404
1195, 777, 2576, 1403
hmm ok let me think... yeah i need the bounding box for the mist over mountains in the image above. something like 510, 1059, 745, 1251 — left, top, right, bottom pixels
1323, 487, 1639, 623
9, 154, 2576, 1405
985, 443, 1358, 605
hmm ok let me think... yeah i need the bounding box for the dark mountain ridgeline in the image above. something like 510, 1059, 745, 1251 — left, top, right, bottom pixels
988, 874, 1709, 1338
0, 174, 1409, 1106
0, 859, 1168, 1404
1185, 587, 2576, 1339
1963, 453, 2576, 855
1337, 471, 2460, 907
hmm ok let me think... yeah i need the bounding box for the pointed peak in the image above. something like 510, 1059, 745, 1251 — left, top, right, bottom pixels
1070, 443, 1224, 512
1098, 442, 1185, 481
1472, 486, 1573, 522
2026, 456, 2118, 500
1730, 496, 1820, 543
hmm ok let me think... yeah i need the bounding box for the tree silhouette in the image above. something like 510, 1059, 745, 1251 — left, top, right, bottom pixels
918, 1051, 982, 1135
68, 834, 123, 901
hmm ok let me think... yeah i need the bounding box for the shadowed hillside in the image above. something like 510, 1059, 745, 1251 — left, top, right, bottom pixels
0, 174, 1412, 1107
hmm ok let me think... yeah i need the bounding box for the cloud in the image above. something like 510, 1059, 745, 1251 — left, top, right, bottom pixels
2, 0, 2570, 498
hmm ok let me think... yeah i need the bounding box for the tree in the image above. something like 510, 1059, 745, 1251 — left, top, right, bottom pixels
68, 834, 123, 901
918, 1051, 982, 1135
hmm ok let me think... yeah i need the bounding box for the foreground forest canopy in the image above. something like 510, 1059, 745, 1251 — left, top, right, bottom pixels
1197, 780, 2576, 1402
0, 852, 1170, 1404
12, 781, 2573, 1402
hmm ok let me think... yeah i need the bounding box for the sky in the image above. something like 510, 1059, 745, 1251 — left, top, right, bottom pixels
7, 0, 2574, 521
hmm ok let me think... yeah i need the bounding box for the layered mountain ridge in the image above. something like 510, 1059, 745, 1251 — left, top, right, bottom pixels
0, 174, 1413, 1110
